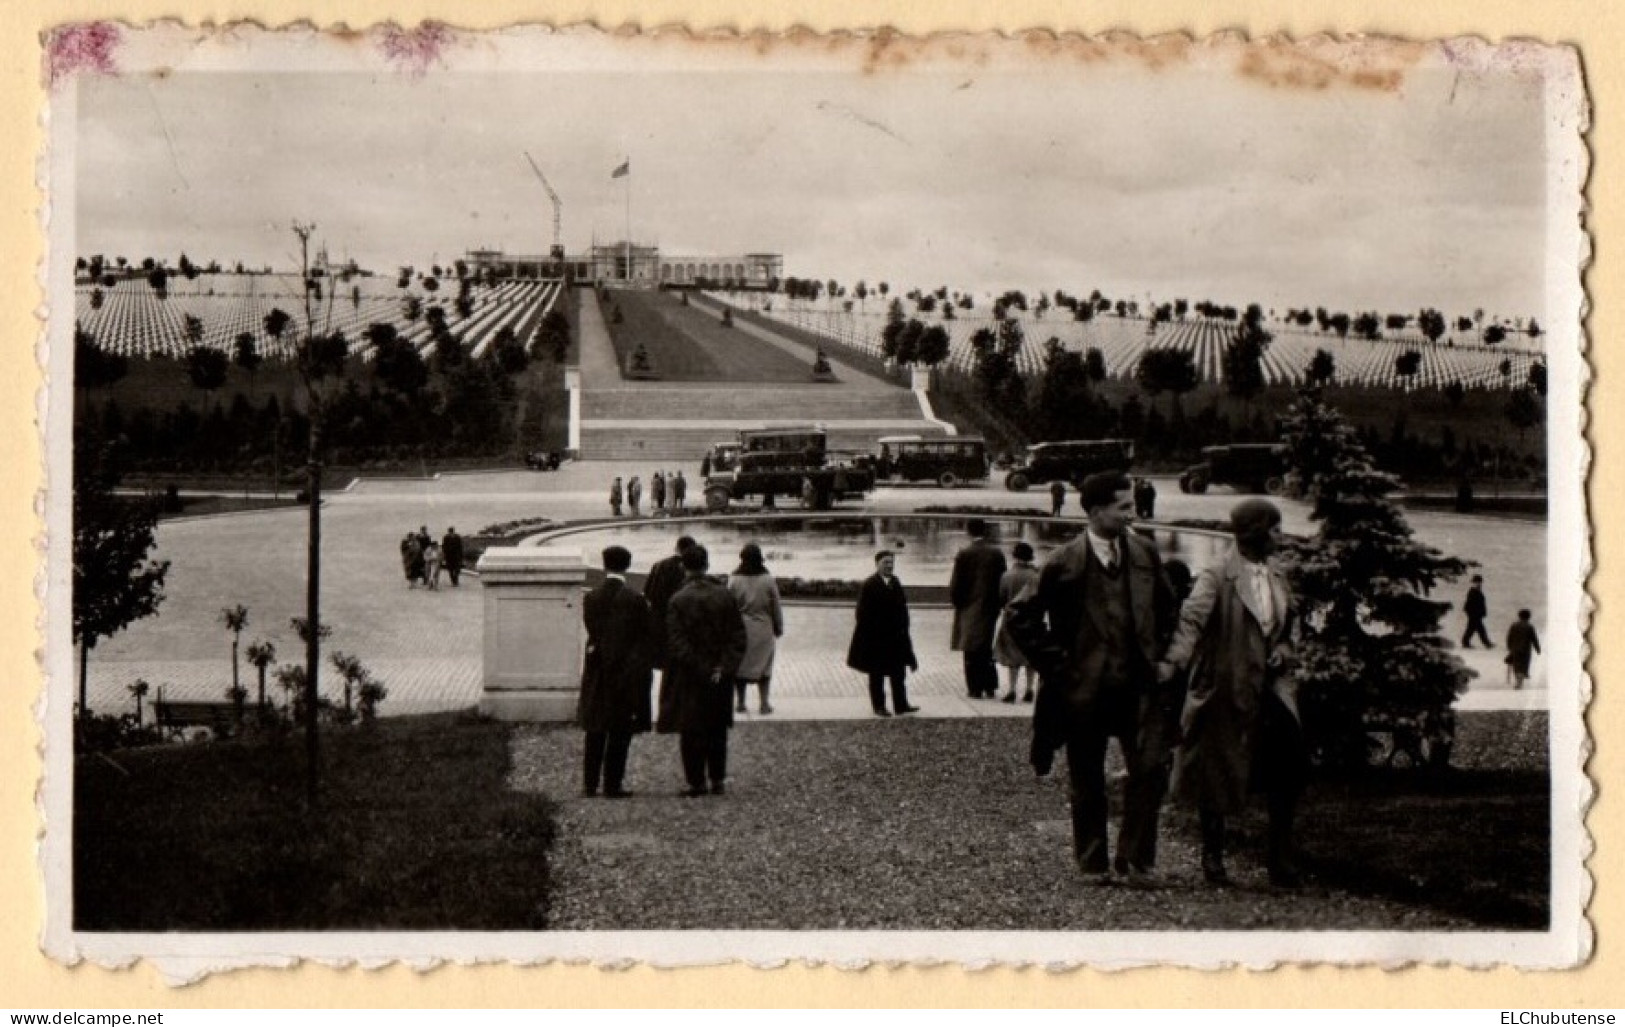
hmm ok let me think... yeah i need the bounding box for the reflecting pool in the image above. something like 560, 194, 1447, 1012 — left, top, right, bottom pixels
529, 514, 1232, 587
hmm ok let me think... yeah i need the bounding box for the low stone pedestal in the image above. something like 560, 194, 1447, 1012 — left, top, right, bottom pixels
477, 547, 587, 722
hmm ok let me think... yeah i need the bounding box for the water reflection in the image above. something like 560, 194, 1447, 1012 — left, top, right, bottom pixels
533, 514, 1232, 585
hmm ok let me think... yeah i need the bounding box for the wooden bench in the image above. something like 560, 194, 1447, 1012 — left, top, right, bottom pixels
154, 700, 239, 740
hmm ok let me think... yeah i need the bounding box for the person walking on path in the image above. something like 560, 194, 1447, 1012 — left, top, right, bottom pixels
727, 543, 784, 715
671, 470, 688, 511
1505, 609, 1542, 689
627, 475, 644, 517
1461, 574, 1492, 649
400, 532, 423, 588
441, 527, 465, 587
644, 535, 697, 682
422, 538, 443, 590
652, 471, 667, 513
609, 476, 624, 517
950, 518, 1008, 699
658, 544, 748, 797
1006, 471, 1178, 886
1159, 498, 1305, 889
1050, 480, 1067, 517
994, 541, 1041, 704
578, 545, 654, 798
846, 551, 921, 718
1134, 477, 1158, 519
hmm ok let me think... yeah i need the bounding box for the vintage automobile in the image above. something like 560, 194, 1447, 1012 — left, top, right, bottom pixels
1003, 438, 1135, 492
1178, 444, 1291, 495
874, 435, 990, 488
702, 426, 876, 511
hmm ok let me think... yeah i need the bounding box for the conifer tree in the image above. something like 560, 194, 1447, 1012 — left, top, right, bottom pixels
1278, 387, 1474, 768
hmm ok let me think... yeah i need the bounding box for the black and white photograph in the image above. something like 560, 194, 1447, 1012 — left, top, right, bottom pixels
41, 24, 1588, 971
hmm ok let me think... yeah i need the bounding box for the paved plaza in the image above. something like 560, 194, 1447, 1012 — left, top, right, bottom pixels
85, 464, 1549, 721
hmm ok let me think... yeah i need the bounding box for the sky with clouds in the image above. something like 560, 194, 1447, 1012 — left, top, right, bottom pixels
73, 50, 1552, 322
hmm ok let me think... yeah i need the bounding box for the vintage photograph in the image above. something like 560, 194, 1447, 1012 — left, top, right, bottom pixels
42, 25, 1588, 969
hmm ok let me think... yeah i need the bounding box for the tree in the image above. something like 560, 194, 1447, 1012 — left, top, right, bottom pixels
1528, 360, 1548, 397
233, 332, 262, 375
220, 604, 249, 707
969, 317, 1026, 408
126, 679, 150, 726
1394, 349, 1422, 386
1306, 347, 1336, 387
915, 324, 950, 368
72, 435, 169, 719
75, 326, 128, 390
1278, 388, 1473, 769
1527, 318, 1543, 339
245, 639, 276, 711
1353, 312, 1381, 341
1134, 347, 1200, 418
1417, 308, 1446, 343
1505, 385, 1543, 444
1035, 337, 1095, 439
1223, 308, 1271, 409
536, 309, 571, 363
1483, 324, 1507, 345
185, 345, 229, 391
1443, 380, 1466, 408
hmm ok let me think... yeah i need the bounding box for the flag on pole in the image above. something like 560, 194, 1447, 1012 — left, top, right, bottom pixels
611, 159, 630, 179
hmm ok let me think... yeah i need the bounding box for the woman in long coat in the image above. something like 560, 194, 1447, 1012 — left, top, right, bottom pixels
846, 550, 920, 717
727, 543, 784, 715
993, 541, 1040, 703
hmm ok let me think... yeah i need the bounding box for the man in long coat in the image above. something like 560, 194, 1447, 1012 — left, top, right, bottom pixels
578, 545, 654, 798
440, 526, 465, 587
846, 550, 921, 717
644, 535, 697, 675
1158, 497, 1304, 888
949, 518, 1008, 699
1006, 471, 1178, 885
658, 545, 747, 797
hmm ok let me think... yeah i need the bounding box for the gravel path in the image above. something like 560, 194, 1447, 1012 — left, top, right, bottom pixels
509, 717, 1480, 931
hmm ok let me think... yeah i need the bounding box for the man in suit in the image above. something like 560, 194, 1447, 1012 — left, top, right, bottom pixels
846, 550, 921, 717
1006, 471, 1178, 886
1158, 498, 1304, 888
578, 545, 654, 798
949, 518, 1008, 699
658, 544, 748, 797
644, 535, 697, 677
1461, 574, 1491, 649
440, 526, 465, 587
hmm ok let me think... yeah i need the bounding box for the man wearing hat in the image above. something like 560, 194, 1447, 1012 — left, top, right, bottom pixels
1158, 497, 1305, 888
578, 546, 654, 798
1006, 471, 1178, 886
658, 544, 748, 797
1461, 574, 1492, 650
949, 518, 1008, 699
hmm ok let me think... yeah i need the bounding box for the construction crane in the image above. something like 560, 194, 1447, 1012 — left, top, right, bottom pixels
522, 152, 563, 258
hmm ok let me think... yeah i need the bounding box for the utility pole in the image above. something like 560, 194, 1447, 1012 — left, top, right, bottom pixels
292, 219, 323, 807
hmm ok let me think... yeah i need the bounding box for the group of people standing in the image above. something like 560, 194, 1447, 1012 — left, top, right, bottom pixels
575, 535, 782, 799
398, 525, 465, 590
608, 470, 689, 518
576, 470, 1309, 890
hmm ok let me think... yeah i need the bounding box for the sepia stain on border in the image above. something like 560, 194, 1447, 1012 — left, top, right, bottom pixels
44, 22, 122, 88
376, 21, 454, 77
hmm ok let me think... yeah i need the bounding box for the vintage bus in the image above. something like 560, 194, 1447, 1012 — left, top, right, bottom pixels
875, 435, 991, 488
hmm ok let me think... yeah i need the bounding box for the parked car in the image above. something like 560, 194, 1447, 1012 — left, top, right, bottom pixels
1178, 444, 1290, 495
1003, 439, 1135, 491
523, 450, 562, 471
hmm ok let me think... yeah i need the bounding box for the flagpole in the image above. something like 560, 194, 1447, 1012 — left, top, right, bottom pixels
623, 160, 632, 284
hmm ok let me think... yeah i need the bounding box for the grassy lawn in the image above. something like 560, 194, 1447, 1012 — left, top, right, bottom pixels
156, 494, 305, 519
74, 712, 556, 931
603, 290, 834, 383
73, 707, 1547, 932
